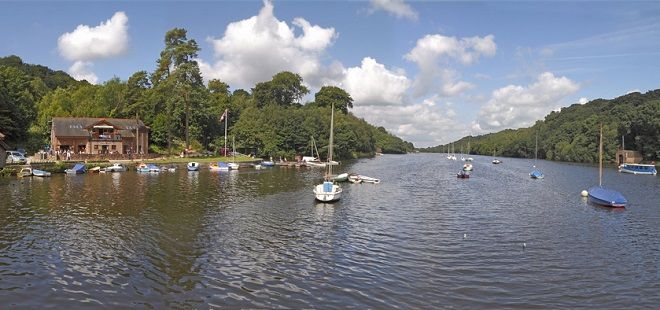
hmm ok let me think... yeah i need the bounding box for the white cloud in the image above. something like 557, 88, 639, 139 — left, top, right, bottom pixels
200, 0, 337, 89
475, 72, 580, 132
405, 34, 496, 97
369, 0, 418, 21
578, 97, 588, 104
441, 80, 474, 97
341, 57, 411, 106
57, 11, 129, 84
352, 98, 465, 147
68, 61, 98, 84
57, 11, 129, 61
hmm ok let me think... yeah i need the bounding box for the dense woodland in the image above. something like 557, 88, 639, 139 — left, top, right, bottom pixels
0, 28, 413, 159
421, 90, 660, 163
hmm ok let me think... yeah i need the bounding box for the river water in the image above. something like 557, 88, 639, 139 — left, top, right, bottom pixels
1, 154, 658, 308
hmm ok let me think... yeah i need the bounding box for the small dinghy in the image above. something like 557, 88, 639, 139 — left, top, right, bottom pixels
88, 166, 102, 173
18, 167, 33, 177
332, 173, 349, 182
65, 163, 86, 174
348, 174, 380, 184
261, 161, 275, 167
209, 162, 230, 171
187, 162, 200, 171
457, 171, 470, 178
104, 163, 126, 172
32, 169, 51, 177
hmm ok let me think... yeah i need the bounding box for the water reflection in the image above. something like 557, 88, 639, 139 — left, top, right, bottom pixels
0, 154, 658, 308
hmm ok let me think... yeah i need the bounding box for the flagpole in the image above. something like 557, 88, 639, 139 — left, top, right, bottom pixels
224, 109, 228, 157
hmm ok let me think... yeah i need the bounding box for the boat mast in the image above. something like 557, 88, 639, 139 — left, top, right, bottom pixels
224, 110, 228, 157
327, 102, 334, 180
535, 133, 538, 165
599, 123, 603, 187
232, 135, 236, 163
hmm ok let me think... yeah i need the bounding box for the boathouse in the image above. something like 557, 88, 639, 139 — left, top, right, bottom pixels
615, 149, 643, 165
0, 132, 9, 168
50, 117, 149, 155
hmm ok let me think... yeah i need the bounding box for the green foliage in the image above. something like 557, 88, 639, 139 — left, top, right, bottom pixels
421, 90, 660, 163
0, 28, 412, 159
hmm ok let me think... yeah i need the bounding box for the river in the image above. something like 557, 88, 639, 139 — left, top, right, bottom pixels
1, 154, 658, 308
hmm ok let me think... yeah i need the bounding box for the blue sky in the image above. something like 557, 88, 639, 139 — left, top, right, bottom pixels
2, 0, 659, 147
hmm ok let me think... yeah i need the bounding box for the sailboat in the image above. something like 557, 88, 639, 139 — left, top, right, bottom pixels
228, 136, 240, 170
304, 136, 326, 167
313, 102, 343, 202
530, 133, 544, 179
587, 124, 627, 208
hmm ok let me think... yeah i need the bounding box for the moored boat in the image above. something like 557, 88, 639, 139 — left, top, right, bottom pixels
588, 124, 627, 208
348, 174, 380, 184
209, 162, 230, 171
492, 159, 502, 164
313, 101, 342, 202
463, 163, 473, 171
618, 163, 657, 175
137, 163, 160, 173
332, 173, 349, 182
187, 162, 200, 171
530, 169, 544, 179
261, 161, 275, 167
227, 162, 240, 170
18, 167, 32, 177
65, 163, 86, 174
88, 166, 102, 173
104, 163, 126, 172
32, 169, 51, 177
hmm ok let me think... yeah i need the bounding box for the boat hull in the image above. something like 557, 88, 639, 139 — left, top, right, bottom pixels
587, 186, 627, 208
530, 170, 544, 179
32, 169, 51, 177
313, 183, 342, 202
619, 164, 657, 175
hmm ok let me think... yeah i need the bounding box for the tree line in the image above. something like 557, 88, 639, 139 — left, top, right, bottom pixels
0, 28, 413, 159
421, 90, 660, 163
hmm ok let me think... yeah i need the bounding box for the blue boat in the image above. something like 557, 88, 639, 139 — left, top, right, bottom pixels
65, 163, 86, 174
530, 170, 544, 179
530, 134, 544, 179
619, 164, 657, 175
588, 124, 627, 208
588, 186, 627, 208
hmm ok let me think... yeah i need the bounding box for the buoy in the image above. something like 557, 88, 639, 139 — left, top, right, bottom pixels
522, 242, 527, 249
463, 233, 467, 239
581, 190, 588, 197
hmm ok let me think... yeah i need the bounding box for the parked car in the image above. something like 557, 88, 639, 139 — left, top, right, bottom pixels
16, 148, 26, 156
6, 151, 27, 164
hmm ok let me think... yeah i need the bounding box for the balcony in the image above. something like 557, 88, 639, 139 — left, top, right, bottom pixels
91, 133, 122, 141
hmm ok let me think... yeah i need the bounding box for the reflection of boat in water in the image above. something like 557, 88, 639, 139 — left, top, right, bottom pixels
618, 163, 657, 175
588, 124, 627, 208
457, 171, 470, 178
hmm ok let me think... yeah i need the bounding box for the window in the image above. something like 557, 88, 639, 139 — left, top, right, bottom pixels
111, 145, 116, 150
94, 145, 99, 150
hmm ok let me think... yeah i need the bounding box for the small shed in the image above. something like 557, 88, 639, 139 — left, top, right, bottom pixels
615, 149, 643, 165
0, 132, 9, 168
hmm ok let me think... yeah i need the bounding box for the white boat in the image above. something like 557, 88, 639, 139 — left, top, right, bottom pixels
348, 173, 380, 184
313, 102, 342, 202
104, 163, 126, 172
18, 167, 32, 177
187, 162, 200, 171
332, 173, 349, 182
463, 163, 473, 171
492, 159, 502, 164
33, 169, 51, 177
618, 163, 657, 175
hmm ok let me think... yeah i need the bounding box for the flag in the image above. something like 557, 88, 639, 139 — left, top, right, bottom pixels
220, 109, 228, 122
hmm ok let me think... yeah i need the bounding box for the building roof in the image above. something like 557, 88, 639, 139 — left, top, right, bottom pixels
52, 117, 148, 138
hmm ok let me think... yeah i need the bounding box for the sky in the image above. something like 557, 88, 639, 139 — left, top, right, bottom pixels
1, 0, 660, 147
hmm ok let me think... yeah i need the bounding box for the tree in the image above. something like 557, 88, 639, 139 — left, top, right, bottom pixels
314, 86, 353, 114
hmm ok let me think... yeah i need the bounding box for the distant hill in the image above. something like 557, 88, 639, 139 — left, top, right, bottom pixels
0, 55, 79, 90
420, 90, 660, 163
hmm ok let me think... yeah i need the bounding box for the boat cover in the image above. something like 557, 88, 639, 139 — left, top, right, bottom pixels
588, 186, 627, 207
72, 163, 85, 171
323, 181, 333, 192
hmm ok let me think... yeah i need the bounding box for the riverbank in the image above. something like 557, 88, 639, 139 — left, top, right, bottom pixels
0, 155, 262, 176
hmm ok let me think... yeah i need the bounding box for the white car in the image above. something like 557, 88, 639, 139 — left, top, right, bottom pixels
6, 151, 27, 164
